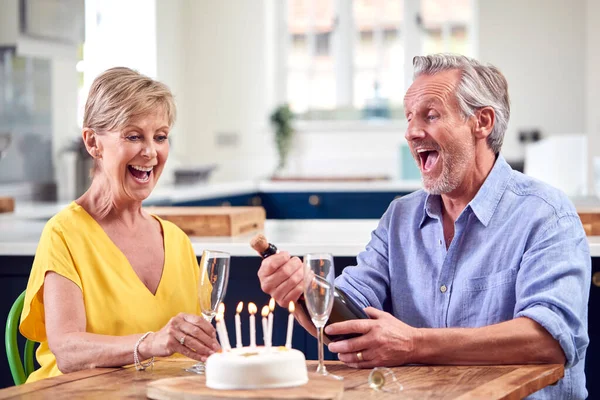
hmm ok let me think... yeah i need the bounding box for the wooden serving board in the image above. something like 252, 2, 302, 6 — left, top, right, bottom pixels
145, 206, 265, 237
146, 373, 344, 400
0, 197, 14, 213
578, 212, 600, 236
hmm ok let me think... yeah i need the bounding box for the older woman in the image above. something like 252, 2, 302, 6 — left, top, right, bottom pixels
20, 67, 219, 383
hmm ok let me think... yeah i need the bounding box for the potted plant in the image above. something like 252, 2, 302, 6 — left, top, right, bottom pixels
270, 104, 295, 176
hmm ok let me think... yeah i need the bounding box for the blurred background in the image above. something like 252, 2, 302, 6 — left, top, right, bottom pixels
0, 0, 598, 201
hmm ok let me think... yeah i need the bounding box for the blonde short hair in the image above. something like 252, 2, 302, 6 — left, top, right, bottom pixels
83, 67, 176, 133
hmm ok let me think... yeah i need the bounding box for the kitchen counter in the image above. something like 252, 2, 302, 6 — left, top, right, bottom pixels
2, 203, 600, 257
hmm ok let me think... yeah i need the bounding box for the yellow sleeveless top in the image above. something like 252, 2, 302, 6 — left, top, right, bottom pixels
20, 202, 209, 383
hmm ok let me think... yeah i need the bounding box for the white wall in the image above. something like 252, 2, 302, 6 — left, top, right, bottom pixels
169, 0, 278, 182
477, 0, 586, 162
586, 0, 600, 195
155, 0, 186, 185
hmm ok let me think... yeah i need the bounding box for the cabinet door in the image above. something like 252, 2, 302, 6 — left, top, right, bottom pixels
261, 192, 409, 219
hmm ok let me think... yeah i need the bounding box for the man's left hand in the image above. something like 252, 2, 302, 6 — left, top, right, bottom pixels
326, 307, 420, 368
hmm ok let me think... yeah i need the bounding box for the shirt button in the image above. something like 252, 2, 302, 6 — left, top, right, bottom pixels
440, 285, 447, 293
439, 239, 443, 245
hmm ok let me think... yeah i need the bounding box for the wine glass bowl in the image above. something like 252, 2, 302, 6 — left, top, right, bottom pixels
303, 253, 339, 378
186, 250, 230, 374
198, 250, 230, 320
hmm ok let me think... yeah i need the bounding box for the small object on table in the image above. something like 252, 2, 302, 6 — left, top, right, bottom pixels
368, 367, 403, 393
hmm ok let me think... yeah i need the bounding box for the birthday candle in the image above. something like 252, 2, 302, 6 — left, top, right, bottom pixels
218, 303, 231, 351
235, 301, 243, 348
248, 302, 257, 348
261, 305, 269, 349
215, 313, 226, 349
267, 298, 275, 348
285, 301, 295, 349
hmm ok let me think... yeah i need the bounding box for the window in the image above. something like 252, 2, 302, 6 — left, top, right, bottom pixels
283, 0, 474, 121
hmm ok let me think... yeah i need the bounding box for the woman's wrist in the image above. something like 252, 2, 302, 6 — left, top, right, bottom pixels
134, 332, 154, 370
137, 332, 153, 360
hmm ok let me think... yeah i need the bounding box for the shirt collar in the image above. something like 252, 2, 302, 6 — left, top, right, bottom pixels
419, 154, 513, 228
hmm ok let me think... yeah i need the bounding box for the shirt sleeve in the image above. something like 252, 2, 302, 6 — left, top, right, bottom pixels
20, 218, 82, 342
335, 204, 393, 311
514, 214, 590, 368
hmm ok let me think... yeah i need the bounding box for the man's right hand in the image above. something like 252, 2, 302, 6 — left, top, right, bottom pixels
257, 251, 304, 307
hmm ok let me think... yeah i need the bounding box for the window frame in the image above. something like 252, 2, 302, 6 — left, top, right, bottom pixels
277, 0, 477, 122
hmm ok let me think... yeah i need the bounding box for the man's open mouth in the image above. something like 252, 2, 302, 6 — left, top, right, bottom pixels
417, 149, 439, 172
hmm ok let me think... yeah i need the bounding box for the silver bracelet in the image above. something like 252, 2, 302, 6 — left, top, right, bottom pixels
134, 331, 155, 371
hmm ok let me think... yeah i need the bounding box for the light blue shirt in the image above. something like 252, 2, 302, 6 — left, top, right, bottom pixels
336, 155, 590, 399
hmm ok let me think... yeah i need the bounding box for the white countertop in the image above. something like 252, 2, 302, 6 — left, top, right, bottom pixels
0, 213, 376, 257
1, 204, 600, 257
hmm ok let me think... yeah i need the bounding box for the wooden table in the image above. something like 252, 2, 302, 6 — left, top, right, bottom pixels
0, 358, 563, 399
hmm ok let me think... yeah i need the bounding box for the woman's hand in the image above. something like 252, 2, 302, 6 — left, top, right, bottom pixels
326, 307, 420, 368
139, 313, 220, 362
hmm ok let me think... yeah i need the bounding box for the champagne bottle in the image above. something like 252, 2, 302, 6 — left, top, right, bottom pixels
250, 235, 369, 342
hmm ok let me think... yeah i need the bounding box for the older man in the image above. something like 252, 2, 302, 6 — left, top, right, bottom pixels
257, 54, 590, 399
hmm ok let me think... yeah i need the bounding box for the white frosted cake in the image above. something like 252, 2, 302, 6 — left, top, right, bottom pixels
205, 346, 308, 390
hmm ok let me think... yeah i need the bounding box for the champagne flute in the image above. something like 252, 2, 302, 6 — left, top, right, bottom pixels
303, 253, 340, 379
186, 250, 230, 374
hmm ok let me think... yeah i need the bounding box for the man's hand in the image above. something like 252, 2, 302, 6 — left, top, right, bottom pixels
257, 251, 304, 307
326, 307, 420, 368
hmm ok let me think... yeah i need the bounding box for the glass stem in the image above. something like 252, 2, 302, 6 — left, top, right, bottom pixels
316, 326, 327, 374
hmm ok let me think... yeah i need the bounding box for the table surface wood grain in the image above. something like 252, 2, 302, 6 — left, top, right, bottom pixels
0, 358, 563, 400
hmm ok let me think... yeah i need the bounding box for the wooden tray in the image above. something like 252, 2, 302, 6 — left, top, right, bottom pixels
0, 197, 14, 213
145, 206, 265, 237
147, 373, 344, 400
578, 212, 600, 236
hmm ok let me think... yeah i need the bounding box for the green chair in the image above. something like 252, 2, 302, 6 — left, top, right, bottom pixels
5, 290, 35, 385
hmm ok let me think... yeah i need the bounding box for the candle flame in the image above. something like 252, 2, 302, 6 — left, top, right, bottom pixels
268, 297, 275, 311
218, 302, 225, 314
261, 305, 269, 317
215, 313, 223, 322
236, 301, 244, 313
289, 301, 295, 313
248, 302, 257, 315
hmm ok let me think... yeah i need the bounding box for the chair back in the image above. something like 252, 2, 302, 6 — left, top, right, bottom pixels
5, 291, 35, 385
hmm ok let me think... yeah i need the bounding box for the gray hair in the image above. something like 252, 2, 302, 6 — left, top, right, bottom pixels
412, 54, 510, 154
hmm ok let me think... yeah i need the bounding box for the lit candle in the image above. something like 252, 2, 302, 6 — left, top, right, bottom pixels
261, 305, 270, 349
215, 313, 226, 349
267, 298, 275, 348
248, 302, 257, 348
235, 301, 243, 348
218, 303, 231, 351
285, 301, 295, 349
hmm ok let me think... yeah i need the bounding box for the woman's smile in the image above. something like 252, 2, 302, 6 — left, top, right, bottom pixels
128, 165, 154, 183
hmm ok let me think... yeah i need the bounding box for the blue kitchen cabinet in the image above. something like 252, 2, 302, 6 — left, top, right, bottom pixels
173, 191, 411, 219
260, 191, 411, 219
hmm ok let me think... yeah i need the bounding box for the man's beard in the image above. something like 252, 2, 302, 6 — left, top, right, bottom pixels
414, 140, 473, 195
